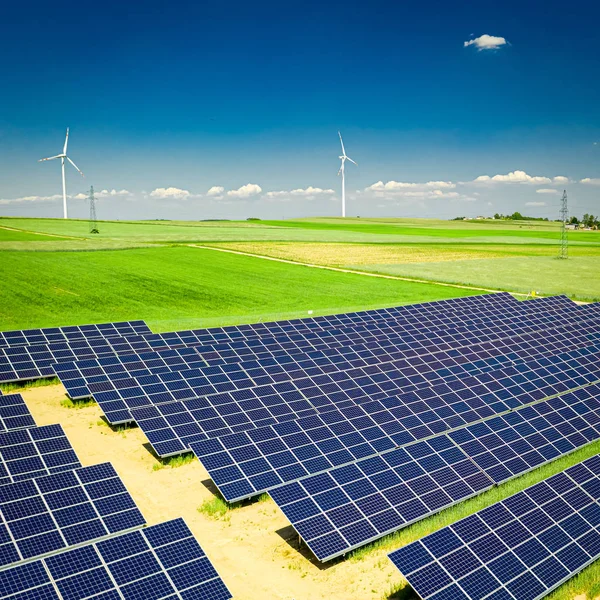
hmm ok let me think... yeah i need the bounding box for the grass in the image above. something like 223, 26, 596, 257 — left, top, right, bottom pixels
197, 492, 270, 520
0, 245, 478, 331
0, 377, 59, 394
60, 397, 97, 409
151, 452, 196, 471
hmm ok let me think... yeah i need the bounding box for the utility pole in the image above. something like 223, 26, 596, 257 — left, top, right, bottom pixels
558, 189, 568, 259
88, 186, 99, 234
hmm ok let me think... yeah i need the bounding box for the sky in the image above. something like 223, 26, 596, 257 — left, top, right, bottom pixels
1, 0, 599, 221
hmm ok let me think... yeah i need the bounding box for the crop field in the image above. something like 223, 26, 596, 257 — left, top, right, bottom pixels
1, 215, 599, 599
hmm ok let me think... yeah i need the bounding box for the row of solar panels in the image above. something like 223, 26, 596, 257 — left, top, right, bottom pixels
51, 297, 593, 431
0, 293, 566, 384
391, 453, 600, 600
0, 392, 232, 599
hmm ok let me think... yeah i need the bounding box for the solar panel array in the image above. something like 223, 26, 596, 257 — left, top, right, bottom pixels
0, 320, 151, 348
0, 518, 232, 600
0, 424, 81, 485
0, 383, 231, 598
58, 302, 595, 430
0, 462, 145, 567
270, 384, 600, 561
389, 453, 600, 600
180, 346, 600, 503
137, 327, 600, 459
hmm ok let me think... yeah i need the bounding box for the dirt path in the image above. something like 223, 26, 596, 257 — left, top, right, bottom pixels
20, 384, 403, 600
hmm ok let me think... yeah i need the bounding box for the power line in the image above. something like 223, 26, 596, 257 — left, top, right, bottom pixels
558, 190, 568, 259
88, 186, 99, 234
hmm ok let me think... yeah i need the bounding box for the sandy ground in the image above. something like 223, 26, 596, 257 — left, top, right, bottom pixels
20, 384, 404, 600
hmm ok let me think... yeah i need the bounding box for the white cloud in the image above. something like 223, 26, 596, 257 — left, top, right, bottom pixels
525, 202, 547, 207
553, 176, 569, 184
0, 194, 63, 205
265, 186, 335, 200
464, 34, 508, 51
226, 183, 262, 198
206, 186, 225, 197
150, 187, 191, 199
536, 188, 560, 194
96, 189, 132, 198
581, 178, 600, 185
365, 180, 456, 193
472, 170, 554, 185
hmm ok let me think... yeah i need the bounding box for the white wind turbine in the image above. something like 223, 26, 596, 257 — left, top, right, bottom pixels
337, 131, 357, 218
39, 128, 84, 219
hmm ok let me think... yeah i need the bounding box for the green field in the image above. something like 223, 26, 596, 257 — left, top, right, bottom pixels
1, 215, 599, 599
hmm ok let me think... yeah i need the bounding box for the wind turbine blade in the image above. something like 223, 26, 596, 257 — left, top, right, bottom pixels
67, 157, 84, 177
338, 131, 346, 156
63, 128, 69, 154
39, 155, 63, 162
346, 157, 358, 166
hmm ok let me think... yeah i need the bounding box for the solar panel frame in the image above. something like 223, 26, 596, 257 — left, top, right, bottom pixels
0, 517, 232, 600
388, 453, 600, 600
0, 461, 146, 568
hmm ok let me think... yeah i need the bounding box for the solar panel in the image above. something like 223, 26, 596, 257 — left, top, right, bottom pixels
449, 385, 600, 484
0, 394, 36, 432
92, 315, 600, 427
0, 424, 81, 485
175, 348, 600, 501
0, 320, 151, 348
269, 436, 494, 562
0, 517, 232, 600
138, 332, 600, 460
269, 385, 600, 562
389, 453, 600, 600
0, 462, 145, 567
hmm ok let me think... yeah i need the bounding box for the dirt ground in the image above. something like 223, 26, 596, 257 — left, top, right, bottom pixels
20, 384, 404, 600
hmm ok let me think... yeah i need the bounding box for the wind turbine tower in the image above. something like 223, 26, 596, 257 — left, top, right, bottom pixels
39, 128, 85, 219
337, 131, 357, 218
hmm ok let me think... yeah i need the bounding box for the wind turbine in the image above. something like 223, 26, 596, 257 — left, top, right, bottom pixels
39, 128, 84, 219
337, 131, 357, 218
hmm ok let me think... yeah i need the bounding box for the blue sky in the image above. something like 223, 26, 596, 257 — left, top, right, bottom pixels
1, 0, 599, 220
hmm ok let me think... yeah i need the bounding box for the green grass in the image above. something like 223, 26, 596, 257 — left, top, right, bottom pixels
0, 377, 59, 394
0, 245, 478, 331
60, 397, 97, 409
197, 492, 270, 519
152, 452, 196, 471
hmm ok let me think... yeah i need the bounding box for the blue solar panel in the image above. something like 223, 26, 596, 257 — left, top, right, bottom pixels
269, 384, 600, 561
0, 320, 151, 348
0, 394, 36, 431
184, 348, 600, 502
271, 436, 494, 562
0, 517, 232, 600
0, 462, 145, 567
115, 321, 600, 433
389, 453, 600, 600
0, 424, 81, 485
